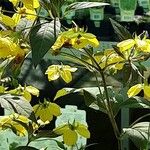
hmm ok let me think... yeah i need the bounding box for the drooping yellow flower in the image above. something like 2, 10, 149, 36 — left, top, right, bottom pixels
70, 33, 99, 49
82, 49, 125, 72
8, 85, 39, 102
53, 121, 90, 146
33, 100, 61, 122
127, 83, 150, 100
117, 34, 150, 55
99, 49, 125, 71
135, 38, 150, 52
12, 6, 37, 25
0, 6, 36, 28
52, 28, 99, 54
117, 39, 135, 52
0, 13, 16, 28
23, 86, 40, 101
0, 35, 25, 59
45, 64, 77, 83
9, 0, 40, 9
0, 113, 29, 136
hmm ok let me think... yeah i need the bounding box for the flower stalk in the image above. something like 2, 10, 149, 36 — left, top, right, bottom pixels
83, 47, 121, 149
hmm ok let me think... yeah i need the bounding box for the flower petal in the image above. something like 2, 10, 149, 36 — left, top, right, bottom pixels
40, 108, 53, 122
26, 86, 39, 97
76, 124, 90, 138
53, 124, 68, 135
45, 65, 60, 81
63, 129, 78, 146
23, 90, 32, 101
117, 39, 135, 51
82, 33, 96, 39
0, 14, 15, 28
23, 0, 40, 9
88, 38, 99, 48
60, 70, 72, 83
12, 123, 27, 136
144, 85, 150, 98
127, 84, 143, 98
33, 104, 42, 117
48, 103, 61, 116
12, 13, 21, 26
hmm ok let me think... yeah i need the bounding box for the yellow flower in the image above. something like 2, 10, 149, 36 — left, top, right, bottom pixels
52, 28, 99, 54
0, 35, 25, 59
53, 121, 90, 146
0, 13, 16, 28
0, 113, 29, 136
33, 100, 61, 122
9, 0, 40, 9
0, 6, 37, 28
135, 38, 150, 52
8, 85, 39, 102
99, 49, 125, 71
13, 7, 37, 25
23, 86, 39, 101
70, 33, 99, 49
117, 34, 150, 54
117, 39, 135, 52
45, 65, 77, 83
127, 83, 150, 100
25, 86, 39, 97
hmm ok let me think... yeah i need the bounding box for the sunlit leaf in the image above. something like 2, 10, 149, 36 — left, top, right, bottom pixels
0, 94, 33, 117
54, 88, 68, 101
66, 2, 109, 12
123, 122, 150, 149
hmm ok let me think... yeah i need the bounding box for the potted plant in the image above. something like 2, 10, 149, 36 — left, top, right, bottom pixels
89, 0, 107, 27
119, 0, 137, 22
138, 0, 150, 13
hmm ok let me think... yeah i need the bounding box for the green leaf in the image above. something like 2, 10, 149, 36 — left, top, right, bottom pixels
110, 18, 132, 41
54, 88, 68, 101
54, 140, 67, 150
141, 58, 150, 68
83, 90, 96, 106
30, 19, 61, 66
120, 96, 150, 109
123, 122, 150, 149
66, 2, 109, 12
112, 45, 125, 59
15, 146, 39, 150
64, 87, 107, 112
33, 130, 60, 140
0, 94, 33, 117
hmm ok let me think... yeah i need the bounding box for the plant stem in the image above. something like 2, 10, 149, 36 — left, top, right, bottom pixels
100, 70, 121, 140
83, 48, 121, 150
